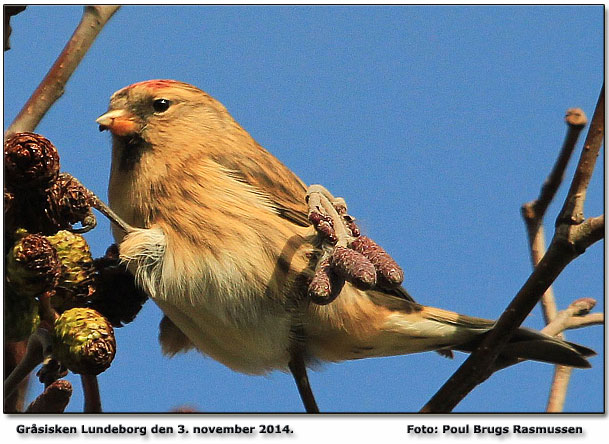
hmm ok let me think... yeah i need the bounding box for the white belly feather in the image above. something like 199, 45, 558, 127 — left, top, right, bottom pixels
118, 226, 293, 374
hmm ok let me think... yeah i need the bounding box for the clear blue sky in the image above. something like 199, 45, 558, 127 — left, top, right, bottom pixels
3, 5, 604, 414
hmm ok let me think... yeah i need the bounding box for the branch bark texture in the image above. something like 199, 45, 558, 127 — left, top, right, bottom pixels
6, 6, 120, 135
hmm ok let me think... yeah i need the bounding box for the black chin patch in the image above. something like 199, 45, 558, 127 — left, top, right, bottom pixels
116, 134, 150, 172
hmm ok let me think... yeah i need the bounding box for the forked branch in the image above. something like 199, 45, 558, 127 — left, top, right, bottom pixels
521, 107, 588, 412
421, 86, 604, 413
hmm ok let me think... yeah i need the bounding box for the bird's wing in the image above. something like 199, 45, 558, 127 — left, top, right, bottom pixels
211, 143, 311, 227
387, 285, 417, 303
211, 144, 425, 305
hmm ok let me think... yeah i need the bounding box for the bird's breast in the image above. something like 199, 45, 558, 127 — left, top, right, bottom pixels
119, 221, 305, 373
109, 152, 316, 372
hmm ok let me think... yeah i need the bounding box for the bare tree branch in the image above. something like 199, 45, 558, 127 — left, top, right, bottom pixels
560, 313, 604, 331
3, 329, 52, 402
545, 366, 572, 412
541, 298, 602, 337
3, 341, 29, 412
520, 108, 588, 412
521, 108, 587, 325
542, 296, 602, 413
556, 86, 605, 228
522, 108, 588, 230
6, 5, 120, 135
420, 85, 604, 413
81, 374, 102, 412
572, 214, 605, 253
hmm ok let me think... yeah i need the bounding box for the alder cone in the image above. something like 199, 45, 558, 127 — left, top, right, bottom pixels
25, 380, 72, 413
6, 231, 61, 297
46, 230, 97, 312
45, 173, 95, 229
89, 244, 149, 327
4, 132, 60, 191
52, 307, 116, 375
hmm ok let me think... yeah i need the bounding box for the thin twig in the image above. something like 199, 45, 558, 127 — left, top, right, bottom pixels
541, 298, 602, 337
81, 374, 102, 412
521, 108, 587, 325
6, 5, 120, 135
522, 108, 588, 228
525, 225, 559, 324
543, 312, 603, 337
556, 85, 605, 228
3, 341, 29, 412
561, 313, 604, 331
545, 366, 572, 412
520, 108, 587, 412
420, 86, 604, 413
572, 214, 604, 253
420, 244, 576, 412
481, 298, 602, 373
3, 329, 52, 401
288, 349, 320, 413
541, 295, 603, 412
90, 193, 135, 234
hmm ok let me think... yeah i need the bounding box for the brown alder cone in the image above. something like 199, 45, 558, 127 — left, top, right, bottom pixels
350, 235, 404, 289
4, 132, 60, 191
89, 244, 149, 327
44, 173, 96, 230
4, 134, 95, 234
25, 379, 72, 413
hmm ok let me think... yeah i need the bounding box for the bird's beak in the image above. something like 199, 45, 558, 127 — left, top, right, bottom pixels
96, 109, 140, 136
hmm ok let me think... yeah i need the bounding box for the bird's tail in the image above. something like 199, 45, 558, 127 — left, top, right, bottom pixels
454, 326, 595, 368
421, 305, 595, 368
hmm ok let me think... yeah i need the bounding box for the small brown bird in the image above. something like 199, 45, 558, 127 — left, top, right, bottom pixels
97, 80, 593, 411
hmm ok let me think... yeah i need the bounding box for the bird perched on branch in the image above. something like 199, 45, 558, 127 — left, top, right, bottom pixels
97, 80, 593, 411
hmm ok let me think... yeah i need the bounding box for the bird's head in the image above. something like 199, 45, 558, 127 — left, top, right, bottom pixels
97, 80, 238, 171
97, 79, 233, 139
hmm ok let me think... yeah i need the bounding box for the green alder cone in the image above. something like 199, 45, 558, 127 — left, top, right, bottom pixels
45, 230, 96, 312
4, 286, 41, 341
52, 307, 116, 375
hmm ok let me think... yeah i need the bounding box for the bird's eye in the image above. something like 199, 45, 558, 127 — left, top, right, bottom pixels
152, 98, 172, 113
